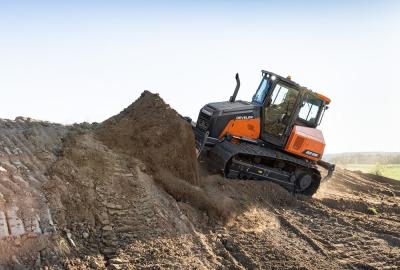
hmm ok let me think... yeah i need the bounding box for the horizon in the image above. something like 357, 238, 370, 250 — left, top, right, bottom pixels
1, 1, 399, 153
325, 151, 400, 155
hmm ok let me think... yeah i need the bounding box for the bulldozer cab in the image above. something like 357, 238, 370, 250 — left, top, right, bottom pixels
253, 71, 326, 148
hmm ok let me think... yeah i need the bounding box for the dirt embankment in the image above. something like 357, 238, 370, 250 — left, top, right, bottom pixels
0, 92, 399, 270
0, 118, 67, 268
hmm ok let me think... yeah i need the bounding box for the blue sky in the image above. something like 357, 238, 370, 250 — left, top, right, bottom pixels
0, 1, 399, 153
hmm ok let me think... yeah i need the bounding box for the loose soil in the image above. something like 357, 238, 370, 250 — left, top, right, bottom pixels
0, 93, 398, 269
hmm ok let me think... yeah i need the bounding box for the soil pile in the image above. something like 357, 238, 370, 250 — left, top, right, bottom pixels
96, 91, 199, 185
96, 91, 238, 221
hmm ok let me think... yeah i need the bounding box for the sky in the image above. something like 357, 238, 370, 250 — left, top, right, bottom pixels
0, 1, 399, 154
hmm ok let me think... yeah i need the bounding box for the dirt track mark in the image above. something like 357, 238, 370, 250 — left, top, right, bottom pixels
220, 236, 257, 269
284, 199, 400, 270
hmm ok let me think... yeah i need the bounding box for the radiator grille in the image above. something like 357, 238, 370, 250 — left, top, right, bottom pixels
196, 112, 210, 131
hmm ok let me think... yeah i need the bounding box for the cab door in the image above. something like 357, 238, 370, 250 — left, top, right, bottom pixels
261, 82, 300, 147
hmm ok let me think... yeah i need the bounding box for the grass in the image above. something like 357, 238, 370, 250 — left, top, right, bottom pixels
367, 207, 379, 215
343, 164, 400, 181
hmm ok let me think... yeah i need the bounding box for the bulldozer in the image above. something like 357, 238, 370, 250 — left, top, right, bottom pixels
192, 70, 335, 196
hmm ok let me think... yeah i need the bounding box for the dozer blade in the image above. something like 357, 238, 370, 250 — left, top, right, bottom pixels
317, 159, 336, 182
196, 130, 209, 158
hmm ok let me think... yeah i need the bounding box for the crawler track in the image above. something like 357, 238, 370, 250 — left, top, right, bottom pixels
209, 140, 322, 195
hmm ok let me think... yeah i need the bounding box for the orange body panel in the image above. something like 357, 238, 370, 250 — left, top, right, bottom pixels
285, 125, 325, 161
219, 118, 261, 140
316, 93, 331, 104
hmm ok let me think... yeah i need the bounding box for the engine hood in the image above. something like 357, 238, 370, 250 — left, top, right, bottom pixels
206, 100, 260, 116
196, 100, 261, 140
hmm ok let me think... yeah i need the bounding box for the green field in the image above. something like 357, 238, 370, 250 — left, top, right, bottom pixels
343, 164, 400, 180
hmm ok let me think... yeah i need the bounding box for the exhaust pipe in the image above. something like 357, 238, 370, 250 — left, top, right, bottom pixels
229, 73, 240, 102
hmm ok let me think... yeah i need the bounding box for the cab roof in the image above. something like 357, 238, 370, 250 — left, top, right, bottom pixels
261, 70, 331, 104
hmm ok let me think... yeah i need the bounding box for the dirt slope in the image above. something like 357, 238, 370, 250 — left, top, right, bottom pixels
0, 93, 399, 270
0, 118, 67, 268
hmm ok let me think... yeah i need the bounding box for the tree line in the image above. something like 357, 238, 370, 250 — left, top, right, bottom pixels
330, 153, 400, 165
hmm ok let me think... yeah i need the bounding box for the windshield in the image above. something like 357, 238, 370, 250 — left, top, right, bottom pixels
298, 94, 324, 126
252, 76, 271, 104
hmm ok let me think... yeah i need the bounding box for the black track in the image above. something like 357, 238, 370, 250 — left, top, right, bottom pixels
208, 140, 321, 196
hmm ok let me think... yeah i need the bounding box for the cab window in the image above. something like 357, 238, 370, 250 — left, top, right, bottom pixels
263, 83, 299, 137
252, 77, 271, 104
269, 84, 299, 116
298, 94, 323, 126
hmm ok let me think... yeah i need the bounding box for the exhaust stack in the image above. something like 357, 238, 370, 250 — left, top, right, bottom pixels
229, 73, 240, 102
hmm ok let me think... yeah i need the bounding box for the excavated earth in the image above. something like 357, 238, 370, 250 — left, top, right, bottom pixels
0, 91, 399, 270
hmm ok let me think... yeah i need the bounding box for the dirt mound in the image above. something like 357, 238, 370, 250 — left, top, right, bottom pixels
96, 91, 199, 185
95, 91, 239, 221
